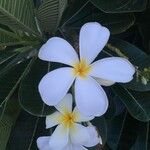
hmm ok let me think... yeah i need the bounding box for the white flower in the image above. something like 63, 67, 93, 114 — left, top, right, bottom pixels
37, 93, 100, 150
37, 127, 101, 150
37, 106, 101, 150
38, 22, 135, 116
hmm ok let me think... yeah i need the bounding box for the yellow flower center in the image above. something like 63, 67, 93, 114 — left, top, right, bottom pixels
73, 59, 91, 78
60, 112, 76, 128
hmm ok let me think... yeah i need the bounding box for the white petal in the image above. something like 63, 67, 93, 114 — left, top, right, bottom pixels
75, 77, 108, 116
73, 107, 94, 122
46, 111, 61, 129
79, 22, 110, 64
62, 143, 73, 150
95, 77, 115, 86
83, 126, 101, 147
72, 145, 88, 150
90, 57, 135, 83
62, 143, 88, 150
70, 123, 90, 145
38, 37, 79, 66
38, 67, 75, 106
37, 136, 50, 150
49, 124, 69, 149
55, 93, 73, 114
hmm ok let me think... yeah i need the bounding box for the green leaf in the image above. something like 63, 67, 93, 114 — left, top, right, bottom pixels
0, 47, 36, 77
112, 85, 150, 122
0, 97, 20, 150
61, 2, 135, 35
106, 38, 147, 65
90, 0, 147, 13
131, 122, 149, 150
107, 112, 138, 150
7, 111, 49, 150
19, 58, 55, 117
105, 92, 125, 120
92, 117, 107, 144
0, 27, 20, 46
107, 112, 126, 150
37, 0, 68, 33
0, 59, 32, 106
0, 50, 18, 65
137, 8, 150, 53
0, 0, 39, 36
105, 38, 150, 91
60, 0, 89, 28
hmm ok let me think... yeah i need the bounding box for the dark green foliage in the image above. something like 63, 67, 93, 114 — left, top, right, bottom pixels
19, 58, 55, 117
0, 0, 149, 149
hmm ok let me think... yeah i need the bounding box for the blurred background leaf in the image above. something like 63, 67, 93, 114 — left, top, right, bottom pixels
90, 0, 147, 13
37, 0, 68, 33
6, 111, 50, 150
0, 97, 20, 150
19, 58, 55, 117
61, 2, 135, 35
130, 122, 150, 150
106, 112, 139, 150
0, 0, 149, 149
112, 85, 150, 122
0, 0, 40, 36
102, 38, 150, 91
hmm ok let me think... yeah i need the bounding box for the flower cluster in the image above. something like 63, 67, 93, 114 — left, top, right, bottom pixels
37, 22, 135, 150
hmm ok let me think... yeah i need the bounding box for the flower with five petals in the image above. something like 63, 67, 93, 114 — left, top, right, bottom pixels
38, 22, 135, 116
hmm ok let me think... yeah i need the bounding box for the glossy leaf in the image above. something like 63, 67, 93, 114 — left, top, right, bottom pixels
19, 58, 55, 117
91, 0, 147, 13
61, 2, 135, 35
92, 117, 107, 144
37, 0, 68, 33
0, 47, 35, 78
107, 112, 126, 150
0, 59, 31, 105
131, 122, 150, 150
0, 97, 20, 150
0, 0, 39, 36
0, 50, 18, 65
105, 38, 150, 91
7, 111, 49, 150
60, 0, 89, 28
107, 112, 138, 150
0, 27, 20, 46
112, 85, 150, 122
105, 92, 125, 120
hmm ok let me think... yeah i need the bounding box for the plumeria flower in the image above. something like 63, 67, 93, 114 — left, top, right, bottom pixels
37, 125, 101, 150
37, 93, 100, 150
38, 22, 135, 116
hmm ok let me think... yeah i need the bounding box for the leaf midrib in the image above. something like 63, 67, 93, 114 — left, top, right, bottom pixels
0, 5, 39, 36
124, 88, 149, 120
